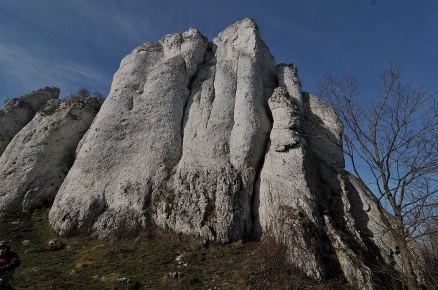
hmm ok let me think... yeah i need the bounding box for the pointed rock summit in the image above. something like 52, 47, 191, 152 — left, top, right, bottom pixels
0, 19, 425, 288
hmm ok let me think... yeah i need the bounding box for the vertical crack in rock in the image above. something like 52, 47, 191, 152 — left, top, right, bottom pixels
126, 97, 134, 111
152, 18, 276, 243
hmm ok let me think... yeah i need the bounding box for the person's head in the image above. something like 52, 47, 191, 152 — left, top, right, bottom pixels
0, 241, 10, 256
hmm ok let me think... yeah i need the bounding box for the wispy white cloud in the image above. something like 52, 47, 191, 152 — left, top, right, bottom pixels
55, 0, 165, 46
0, 43, 109, 83
0, 42, 112, 100
0, 0, 171, 103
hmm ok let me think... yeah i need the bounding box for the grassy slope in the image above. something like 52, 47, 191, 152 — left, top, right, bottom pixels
0, 209, 351, 290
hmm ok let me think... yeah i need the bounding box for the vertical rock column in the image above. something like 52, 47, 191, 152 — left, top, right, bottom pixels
154, 18, 277, 243
255, 87, 326, 279
301, 91, 374, 288
276, 63, 303, 113
156, 19, 276, 242
255, 68, 374, 288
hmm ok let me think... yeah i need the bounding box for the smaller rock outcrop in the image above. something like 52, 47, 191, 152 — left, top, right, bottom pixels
0, 95, 103, 215
255, 86, 327, 279
0, 87, 60, 155
254, 68, 376, 289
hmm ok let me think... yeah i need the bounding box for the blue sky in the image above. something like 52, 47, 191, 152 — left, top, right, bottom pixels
1, 0, 437, 104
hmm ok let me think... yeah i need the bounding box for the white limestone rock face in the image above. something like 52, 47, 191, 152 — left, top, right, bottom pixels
255, 70, 374, 288
154, 18, 276, 242
255, 87, 326, 279
0, 87, 59, 155
49, 26, 209, 237
0, 96, 103, 215
38, 18, 422, 286
49, 18, 276, 241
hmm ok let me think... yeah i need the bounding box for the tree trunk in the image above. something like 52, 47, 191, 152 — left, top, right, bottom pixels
395, 226, 419, 290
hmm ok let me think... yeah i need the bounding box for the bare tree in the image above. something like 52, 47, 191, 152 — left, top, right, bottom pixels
76, 88, 91, 97
317, 63, 438, 290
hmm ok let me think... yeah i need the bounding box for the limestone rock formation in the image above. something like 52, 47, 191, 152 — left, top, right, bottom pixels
0, 87, 60, 155
153, 19, 276, 242
49, 25, 210, 238
49, 18, 277, 242
0, 18, 418, 288
255, 87, 327, 279
0, 96, 103, 215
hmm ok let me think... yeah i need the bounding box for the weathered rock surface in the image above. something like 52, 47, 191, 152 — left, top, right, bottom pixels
255, 87, 327, 279
345, 173, 425, 285
0, 96, 103, 215
0, 87, 59, 155
303, 92, 344, 169
0, 18, 419, 288
49, 19, 277, 241
253, 82, 374, 289
153, 19, 276, 242
49, 25, 210, 237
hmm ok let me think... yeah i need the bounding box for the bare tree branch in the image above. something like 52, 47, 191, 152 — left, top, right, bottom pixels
317, 63, 438, 290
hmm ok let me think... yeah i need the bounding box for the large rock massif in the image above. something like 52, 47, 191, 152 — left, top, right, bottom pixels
0, 19, 424, 288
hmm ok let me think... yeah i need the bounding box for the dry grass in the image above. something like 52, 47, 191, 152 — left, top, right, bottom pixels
3, 209, 422, 289
247, 234, 352, 290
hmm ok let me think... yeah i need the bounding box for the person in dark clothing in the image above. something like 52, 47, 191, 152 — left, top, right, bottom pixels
0, 241, 20, 287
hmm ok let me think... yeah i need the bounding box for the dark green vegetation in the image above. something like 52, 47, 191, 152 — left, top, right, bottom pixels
0, 209, 353, 289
